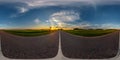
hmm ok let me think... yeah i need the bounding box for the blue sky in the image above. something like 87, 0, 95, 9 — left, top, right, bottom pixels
0, 0, 120, 29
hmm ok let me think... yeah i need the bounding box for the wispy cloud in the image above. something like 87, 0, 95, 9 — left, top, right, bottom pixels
51, 10, 80, 22
2, 0, 119, 14
1, 0, 120, 5
17, 7, 28, 13
25, 0, 56, 7
9, 7, 28, 18
49, 10, 80, 28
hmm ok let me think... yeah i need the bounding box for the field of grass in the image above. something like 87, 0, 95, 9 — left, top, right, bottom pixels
64, 29, 118, 37
3, 30, 55, 37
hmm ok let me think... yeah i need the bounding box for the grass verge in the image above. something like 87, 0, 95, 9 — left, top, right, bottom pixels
3, 30, 56, 37
64, 29, 118, 37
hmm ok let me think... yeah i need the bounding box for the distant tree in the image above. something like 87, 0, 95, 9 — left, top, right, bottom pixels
49, 26, 51, 31
74, 28, 80, 30
58, 28, 63, 30
96, 29, 103, 30
88, 29, 94, 30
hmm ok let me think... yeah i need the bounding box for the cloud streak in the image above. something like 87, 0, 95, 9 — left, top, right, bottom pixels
1, 0, 120, 5
1, 0, 119, 14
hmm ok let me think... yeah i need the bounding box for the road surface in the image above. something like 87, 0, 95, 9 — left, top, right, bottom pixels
61, 31, 119, 59
0, 31, 59, 59
0, 30, 120, 60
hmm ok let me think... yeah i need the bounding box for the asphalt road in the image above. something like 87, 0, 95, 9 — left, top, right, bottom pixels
61, 31, 119, 59
0, 31, 59, 59
0, 30, 120, 60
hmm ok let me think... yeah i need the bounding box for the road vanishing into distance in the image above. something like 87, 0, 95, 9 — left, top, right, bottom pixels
0, 30, 120, 60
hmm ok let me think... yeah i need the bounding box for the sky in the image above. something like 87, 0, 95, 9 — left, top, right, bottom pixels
0, 0, 120, 29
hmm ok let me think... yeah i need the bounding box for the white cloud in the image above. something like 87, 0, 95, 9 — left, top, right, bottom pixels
9, 7, 28, 18
99, 23, 120, 29
23, 0, 99, 10
45, 20, 50, 23
82, 23, 120, 29
79, 23, 120, 29
25, 0, 56, 7
0, 0, 120, 14
77, 22, 91, 29
34, 18, 41, 24
51, 10, 80, 22
68, 22, 120, 29
17, 7, 28, 13
49, 10, 80, 28
1, 0, 118, 14
1, 0, 120, 6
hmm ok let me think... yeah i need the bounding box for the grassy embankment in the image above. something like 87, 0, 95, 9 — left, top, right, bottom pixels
3, 30, 56, 37
64, 29, 118, 37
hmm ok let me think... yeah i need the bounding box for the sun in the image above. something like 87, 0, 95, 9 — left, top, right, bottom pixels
50, 26, 58, 30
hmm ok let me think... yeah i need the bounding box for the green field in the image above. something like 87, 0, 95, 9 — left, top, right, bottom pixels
3, 30, 55, 37
65, 29, 118, 37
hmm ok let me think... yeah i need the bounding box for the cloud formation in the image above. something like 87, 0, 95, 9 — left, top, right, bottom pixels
51, 11, 80, 22
76, 23, 120, 29
1, 0, 119, 14
18, 7, 28, 13
34, 18, 41, 24
98, 23, 120, 29
49, 10, 80, 28
1, 0, 120, 6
